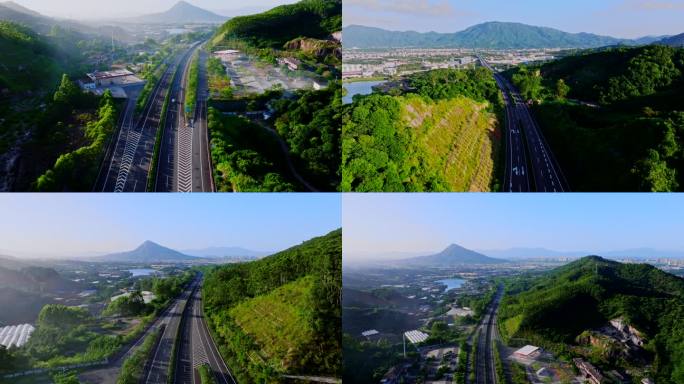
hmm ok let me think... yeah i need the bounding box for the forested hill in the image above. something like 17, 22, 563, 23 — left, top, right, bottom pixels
498, 256, 684, 383
203, 229, 342, 382
343, 22, 655, 49
507, 45, 684, 192
0, 21, 64, 91
210, 0, 341, 50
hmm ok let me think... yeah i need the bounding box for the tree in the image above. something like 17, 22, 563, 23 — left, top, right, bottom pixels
53, 74, 80, 104
555, 79, 570, 99
632, 149, 678, 192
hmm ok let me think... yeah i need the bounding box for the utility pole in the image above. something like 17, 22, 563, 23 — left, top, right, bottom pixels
403, 333, 406, 358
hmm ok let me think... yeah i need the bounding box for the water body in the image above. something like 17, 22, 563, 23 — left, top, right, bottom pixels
343, 80, 385, 104
128, 268, 156, 277
436, 278, 466, 291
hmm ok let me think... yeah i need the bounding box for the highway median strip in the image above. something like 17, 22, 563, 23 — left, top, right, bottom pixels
147, 66, 179, 192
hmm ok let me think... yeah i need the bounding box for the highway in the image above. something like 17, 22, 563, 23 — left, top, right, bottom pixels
479, 57, 569, 192
154, 43, 213, 192
472, 285, 503, 384
99, 44, 196, 192
79, 277, 199, 384
144, 277, 199, 384
174, 276, 236, 384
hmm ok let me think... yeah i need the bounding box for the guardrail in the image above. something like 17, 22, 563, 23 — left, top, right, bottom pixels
2, 359, 108, 379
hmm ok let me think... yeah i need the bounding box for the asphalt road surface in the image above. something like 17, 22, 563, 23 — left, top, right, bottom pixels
174, 276, 236, 384
100, 45, 195, 192
144, 278, 199, 384
480, 57, 569, 192
474, 286, 503, 384
79, 278, 199, 384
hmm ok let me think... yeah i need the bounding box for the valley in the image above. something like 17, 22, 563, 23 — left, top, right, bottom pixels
341, 21, 684, 192
0, 0, 342, 192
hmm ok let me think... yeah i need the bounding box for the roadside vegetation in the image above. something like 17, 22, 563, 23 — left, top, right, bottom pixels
203, 229, 341, 383
206, 56, 232, 99
342, 68, 502, 192
198, 364, 217, 384
35, 83, 117, 191
117, 329, 160, 384
208, 108, 297, 191
506, 45, 684, 191
272, 81, 342, 191
185, 52, 199, 119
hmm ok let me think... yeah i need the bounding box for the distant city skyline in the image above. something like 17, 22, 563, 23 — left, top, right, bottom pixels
10, 0, 298, 20
343, 194, 684, 262
343, 0, 684, 39
0, 194, 340, 258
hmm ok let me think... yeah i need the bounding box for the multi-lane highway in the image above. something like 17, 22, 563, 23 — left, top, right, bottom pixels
472, 285, 503, 384
79, 277, 199, 384
155, 43, 213, 192
174, 276, 236, 384
480, 57, 569, 192
97, 41, 213, 193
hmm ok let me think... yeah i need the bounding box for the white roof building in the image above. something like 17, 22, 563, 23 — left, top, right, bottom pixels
361, 329, 379, 337
0, 324, 35, 348
404, 330, 429, 344
514, 345, 540, 357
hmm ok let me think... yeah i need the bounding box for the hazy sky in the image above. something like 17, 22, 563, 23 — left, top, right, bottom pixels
343, 194, 684, 261
344, 0, 684, 38
11, 0, 298, 19
0, 194, 339, 258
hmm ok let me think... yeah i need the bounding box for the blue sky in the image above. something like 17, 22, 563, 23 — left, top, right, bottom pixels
0, 194, 340, 257
344, 0, 684, 38
13, 0, 298, 19
343, 194, 684, 261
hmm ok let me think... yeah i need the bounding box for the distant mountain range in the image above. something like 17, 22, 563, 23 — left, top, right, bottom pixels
181, 246, 271, 259
128, 1, 226, 24
480, 247, 684, 260
400, 244, 507, 266
343, 22, 668, 49
95, 241, 197, 262
659, 32, 684, 47
0, 1, 134, 42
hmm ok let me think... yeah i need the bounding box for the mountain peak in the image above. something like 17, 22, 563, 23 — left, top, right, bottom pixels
97, 241, 195, 262
130, 0, 226, 24
401, 243, 506, 266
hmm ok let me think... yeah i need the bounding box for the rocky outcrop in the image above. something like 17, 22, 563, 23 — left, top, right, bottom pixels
283, 37, 341, 61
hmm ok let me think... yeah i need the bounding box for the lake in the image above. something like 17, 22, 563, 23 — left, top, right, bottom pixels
128, 268, 156, 277
436, 278, 466, 291
343, 80, 385, 104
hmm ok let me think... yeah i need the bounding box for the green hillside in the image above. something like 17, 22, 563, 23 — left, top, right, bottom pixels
210, 0, 341, 50
343, 22, 640, 49
342, 68, 502, 192
0, 21, 63, 91
203, 229, 341, 382
506, 45, 684, 191
499, 256, 684, 383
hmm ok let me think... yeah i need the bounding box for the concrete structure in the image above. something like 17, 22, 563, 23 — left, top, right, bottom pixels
87, 69, 139, 87
278, 57, 301, 71
214, 49, 241, 61
574, 358, 604, 384
361, 329, 379, 337
513, 345, 541, 358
